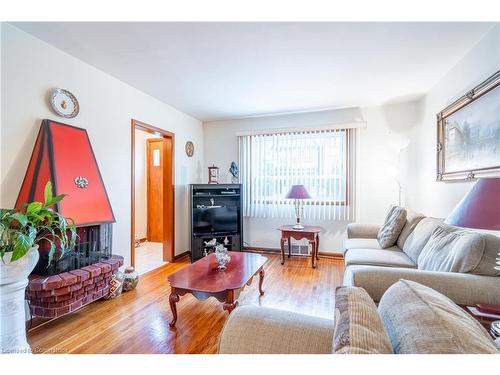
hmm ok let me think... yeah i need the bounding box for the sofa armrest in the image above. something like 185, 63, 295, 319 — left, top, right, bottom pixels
344, 265, 500, 306
218, 306, 334, 354
347, 223, 380, 239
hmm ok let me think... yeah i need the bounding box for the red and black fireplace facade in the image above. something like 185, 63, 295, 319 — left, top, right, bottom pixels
16, 119, 123, 318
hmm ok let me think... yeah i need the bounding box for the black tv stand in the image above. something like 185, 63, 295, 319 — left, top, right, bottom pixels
189, 184, 243, 262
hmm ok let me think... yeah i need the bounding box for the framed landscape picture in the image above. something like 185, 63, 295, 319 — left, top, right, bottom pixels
437, 70, 500, 181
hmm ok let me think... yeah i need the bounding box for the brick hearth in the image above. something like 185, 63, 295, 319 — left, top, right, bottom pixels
26, 255, 124, 318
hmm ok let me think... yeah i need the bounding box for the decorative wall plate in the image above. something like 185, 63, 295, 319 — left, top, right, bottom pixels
185, 141, 194, 157
50, 88, 80, 118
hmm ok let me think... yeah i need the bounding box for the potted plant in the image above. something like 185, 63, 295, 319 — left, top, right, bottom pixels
0, 181, 76, 354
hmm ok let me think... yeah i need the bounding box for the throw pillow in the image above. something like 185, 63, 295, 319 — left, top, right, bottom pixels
383, 204, 397, 222
378, 280, 497, 354
377, 206, 407, 248
333, 286, 393, 354
417, 224, 487, 274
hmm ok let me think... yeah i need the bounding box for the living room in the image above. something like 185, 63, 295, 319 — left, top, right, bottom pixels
1, 0, 499, 371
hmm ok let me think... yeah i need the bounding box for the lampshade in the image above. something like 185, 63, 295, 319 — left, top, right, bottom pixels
445, 177, 500, 230
285, 185, 311, 199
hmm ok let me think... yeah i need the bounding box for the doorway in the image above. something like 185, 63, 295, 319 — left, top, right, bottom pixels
131, 119, 175, 275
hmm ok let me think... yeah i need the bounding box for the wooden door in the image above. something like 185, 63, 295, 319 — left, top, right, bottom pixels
146, 137, 174, 261
147, 138, 164, 242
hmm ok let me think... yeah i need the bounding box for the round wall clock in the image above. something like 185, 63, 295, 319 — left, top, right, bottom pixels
50, 88, 80, 118
185, 141, 194, 157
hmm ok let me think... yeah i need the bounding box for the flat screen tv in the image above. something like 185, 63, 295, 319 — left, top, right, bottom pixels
193, 205, 239, 235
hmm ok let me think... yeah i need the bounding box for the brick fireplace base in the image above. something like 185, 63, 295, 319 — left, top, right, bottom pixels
26, 255, 124, 318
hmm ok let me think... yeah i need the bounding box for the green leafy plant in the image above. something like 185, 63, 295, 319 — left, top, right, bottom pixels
0, 181, 77, 265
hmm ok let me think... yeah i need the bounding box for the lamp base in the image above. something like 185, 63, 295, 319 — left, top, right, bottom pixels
292, 223, 304, 230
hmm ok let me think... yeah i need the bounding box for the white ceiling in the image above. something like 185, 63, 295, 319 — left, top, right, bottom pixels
13, 22, 495, 121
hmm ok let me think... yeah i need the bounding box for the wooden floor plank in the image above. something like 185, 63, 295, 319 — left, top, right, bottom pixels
27, 253, 344, 354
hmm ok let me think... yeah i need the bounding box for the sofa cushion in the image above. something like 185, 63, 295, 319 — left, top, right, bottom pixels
218, 306, 334, 354
377, 206, 407, 248
402, 217, 443, 263
479, 232, 500, 276
333, 286, 393, 354
418, 224, 500, 276
418, 224, 484, 273
344, 248, 416, 268
342, 238, 399, 255
447, 226, 500, 277
396, 208, 425, 249
378, 280, 498, 354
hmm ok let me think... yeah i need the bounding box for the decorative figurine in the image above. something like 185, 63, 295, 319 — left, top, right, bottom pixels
229, 161, 239, 183
214, 243, 231, 270
204, 238, 217, 247
203, 238, 217, 257
208, 165, 219, 184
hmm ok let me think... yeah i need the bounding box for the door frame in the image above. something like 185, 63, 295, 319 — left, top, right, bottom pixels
131, 119, 175, 266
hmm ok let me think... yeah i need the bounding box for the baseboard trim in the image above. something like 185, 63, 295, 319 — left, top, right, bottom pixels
244, 246, 280, 253
318, 251, 344, 260
27, 316, 53, 333
243, 246, 343, 260
174, 251, 190, 261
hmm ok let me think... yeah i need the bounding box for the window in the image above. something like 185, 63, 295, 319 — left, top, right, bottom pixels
238, 128, 356, 221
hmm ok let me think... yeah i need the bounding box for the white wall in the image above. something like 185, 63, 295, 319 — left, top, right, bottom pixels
134, 129, 161, 240
405, 25, 500, 217
203, 102, 421, 253
3, 22, 496, 260
0, 24, 204, 265
203, 26, 500, 253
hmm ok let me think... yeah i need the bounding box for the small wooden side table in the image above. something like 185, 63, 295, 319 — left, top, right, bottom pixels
461, 305, 499, 339
278, 225, 323, 268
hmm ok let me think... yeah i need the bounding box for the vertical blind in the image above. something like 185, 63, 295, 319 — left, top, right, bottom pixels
238, 128, 356, 221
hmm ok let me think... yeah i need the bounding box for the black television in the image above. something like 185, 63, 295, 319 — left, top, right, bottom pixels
192, 205, 239, 235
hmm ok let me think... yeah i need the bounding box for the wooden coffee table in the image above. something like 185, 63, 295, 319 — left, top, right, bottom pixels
167, 251, 268, 327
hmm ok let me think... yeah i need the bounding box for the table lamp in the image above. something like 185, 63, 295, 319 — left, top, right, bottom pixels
445, 177, 500, 230
445, 178, 500, 324
285, 185, 311, 230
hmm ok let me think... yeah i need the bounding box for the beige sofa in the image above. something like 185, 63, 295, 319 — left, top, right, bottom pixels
342, 209, 500, 306
218, 280, 499, 354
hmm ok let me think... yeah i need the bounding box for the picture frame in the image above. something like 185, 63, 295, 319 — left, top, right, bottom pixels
436, 70, 500, 181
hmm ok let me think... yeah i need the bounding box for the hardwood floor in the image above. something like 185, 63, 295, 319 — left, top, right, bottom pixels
27, 253, 344, 354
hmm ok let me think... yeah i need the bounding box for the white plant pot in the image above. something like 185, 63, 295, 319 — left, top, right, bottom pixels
0, 246, 39, 354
